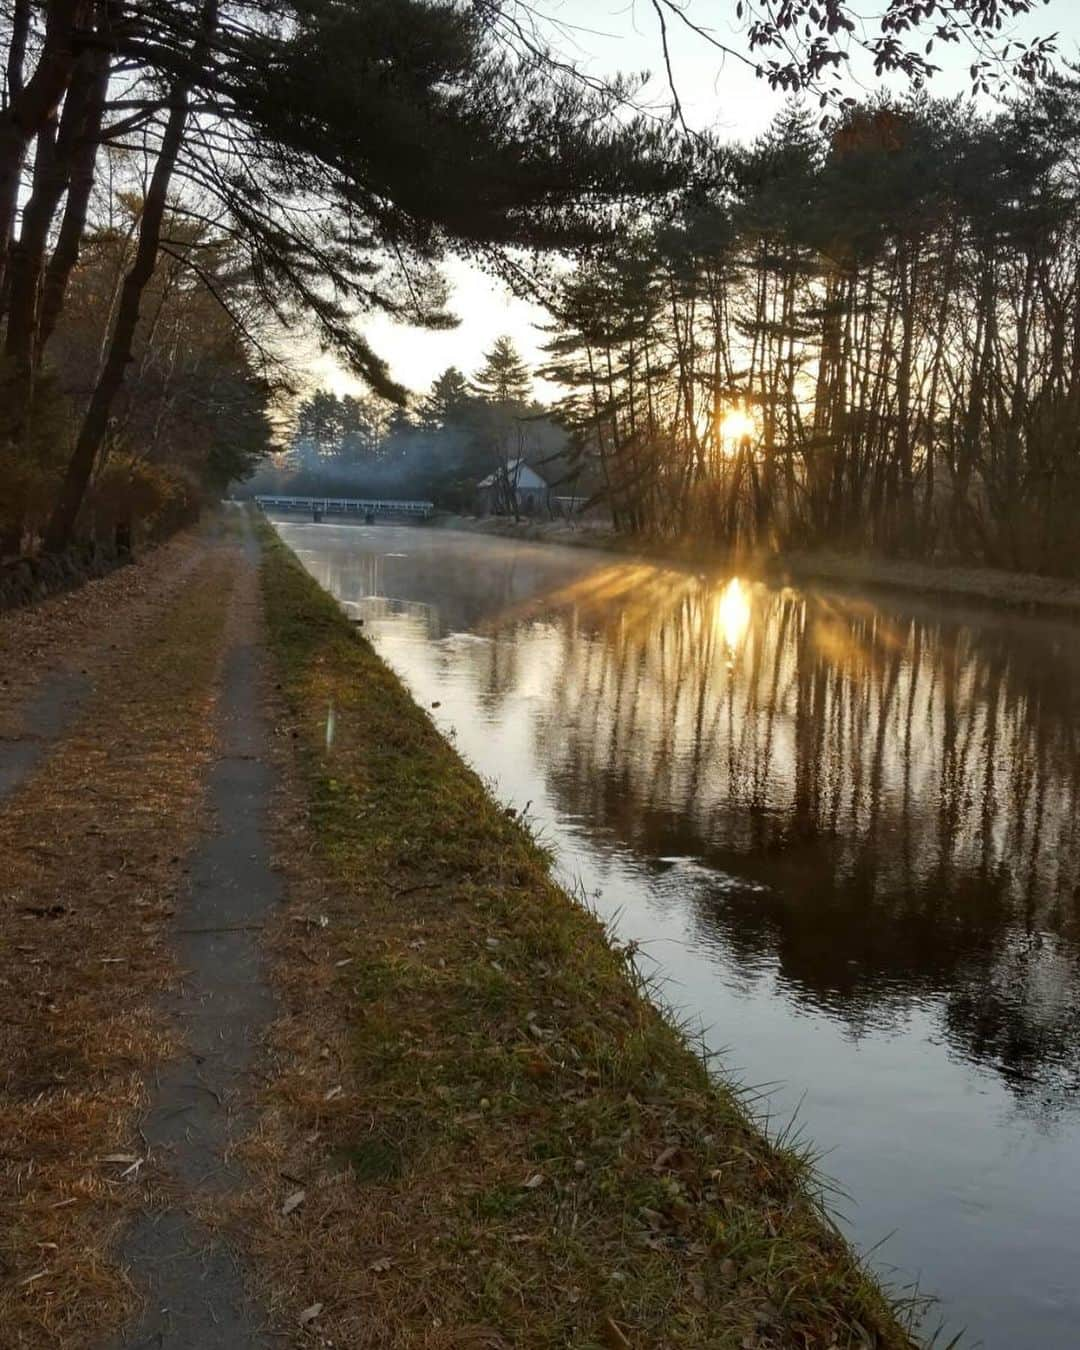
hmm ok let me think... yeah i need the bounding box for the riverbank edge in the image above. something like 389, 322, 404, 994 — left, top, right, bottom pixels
252, 516, 922, 1348
432, 514, 1080, 617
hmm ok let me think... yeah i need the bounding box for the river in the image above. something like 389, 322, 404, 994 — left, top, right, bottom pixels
273, 518, 1080, 1349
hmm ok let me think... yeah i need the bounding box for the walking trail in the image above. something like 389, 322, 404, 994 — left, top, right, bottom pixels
113, 519, 277, 1348
0, 515, 277, 1348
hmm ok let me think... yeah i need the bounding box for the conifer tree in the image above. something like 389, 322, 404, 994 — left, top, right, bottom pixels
471, 336, 532, 406
419, 367, 471, 429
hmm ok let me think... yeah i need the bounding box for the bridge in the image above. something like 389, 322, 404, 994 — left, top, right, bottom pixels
255, 495, 434, 520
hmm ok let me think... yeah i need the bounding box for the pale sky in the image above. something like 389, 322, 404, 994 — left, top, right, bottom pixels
304, 0, 1077, 407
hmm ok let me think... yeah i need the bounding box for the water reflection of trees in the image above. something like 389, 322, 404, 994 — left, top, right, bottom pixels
296, 531, 1080, 1112
511, 565, 1080, 1111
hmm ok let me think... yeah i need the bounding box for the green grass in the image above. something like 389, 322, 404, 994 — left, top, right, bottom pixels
257, 516, 925, 1349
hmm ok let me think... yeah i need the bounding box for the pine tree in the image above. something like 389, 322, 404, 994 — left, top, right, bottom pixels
419, 367, 471, 428
471, 337, 532, 406
467, 337, 533, 519
295, 390, 344, 456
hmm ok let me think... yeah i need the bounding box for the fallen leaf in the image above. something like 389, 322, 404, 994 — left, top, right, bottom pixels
298, 1303, 323, 1325
369, 1256, 393, 1273
282, 1189, 306, 1216
522, 1173, 545, 1190
324, 1085, 343, 1101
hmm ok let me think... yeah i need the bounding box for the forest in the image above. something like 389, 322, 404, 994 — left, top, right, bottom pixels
0, 0, 1070, 572
542, 87, 1080, 575
266, 86, 1080, 580
0, 0, 678, 558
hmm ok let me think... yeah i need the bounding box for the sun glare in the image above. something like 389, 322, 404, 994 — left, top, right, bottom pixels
718, 406, 756, 445
717, 577, 751, 654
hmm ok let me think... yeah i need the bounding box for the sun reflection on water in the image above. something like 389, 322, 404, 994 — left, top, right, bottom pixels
716, 577, 751, 654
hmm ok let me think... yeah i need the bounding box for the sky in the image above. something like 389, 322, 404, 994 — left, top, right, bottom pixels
303, 0, 1079, 407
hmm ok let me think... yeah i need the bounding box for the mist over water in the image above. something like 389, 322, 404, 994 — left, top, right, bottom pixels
276, 517, 1080, 1349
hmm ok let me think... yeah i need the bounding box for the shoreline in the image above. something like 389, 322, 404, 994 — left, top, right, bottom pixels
431, 513, 1080, 618
248, 517, 922, 1348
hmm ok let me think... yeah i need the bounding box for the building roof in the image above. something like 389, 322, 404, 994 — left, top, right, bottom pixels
477, 458, 550, 490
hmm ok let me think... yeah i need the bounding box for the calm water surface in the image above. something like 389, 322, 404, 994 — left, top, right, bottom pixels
275, 519, 1080, 1349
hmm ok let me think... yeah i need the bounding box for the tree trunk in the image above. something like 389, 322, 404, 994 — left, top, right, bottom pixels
0, 486, 27, 558
4, 113, 63, 369
2, 32, 108, 557
44, 0, 218, 550
37, 36, 110, 357
0, 0, 87, 297
0, 111, 60, 555
0, 0, 32, 294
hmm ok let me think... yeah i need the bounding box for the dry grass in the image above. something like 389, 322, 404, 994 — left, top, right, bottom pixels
240, 522, 924, 1349
0, 540, 238, 1347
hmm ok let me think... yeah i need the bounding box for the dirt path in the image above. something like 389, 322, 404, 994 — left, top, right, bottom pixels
0, 669, 90, 801
0, 518, 282, 1348
113, 520, 278, 1348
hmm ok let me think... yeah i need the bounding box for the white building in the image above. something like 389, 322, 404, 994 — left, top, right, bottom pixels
476, 458, 552, 515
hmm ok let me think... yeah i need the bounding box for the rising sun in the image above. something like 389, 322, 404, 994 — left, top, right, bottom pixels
718, 406, 756, 444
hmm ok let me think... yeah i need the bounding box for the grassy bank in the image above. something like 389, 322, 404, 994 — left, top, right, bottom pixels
434, 514, 1080, 618
253, 520, 921, 1349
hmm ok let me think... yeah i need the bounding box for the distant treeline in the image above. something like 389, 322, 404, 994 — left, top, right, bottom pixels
541, 88, 1080, 575
252, 339, 582, 513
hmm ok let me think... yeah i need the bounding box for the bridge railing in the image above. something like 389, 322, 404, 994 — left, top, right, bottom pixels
255, 495, 434, 517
